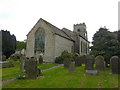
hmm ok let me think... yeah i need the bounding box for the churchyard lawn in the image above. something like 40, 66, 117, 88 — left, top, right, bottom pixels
3, 64, 119, 88
1, 59, 58, 81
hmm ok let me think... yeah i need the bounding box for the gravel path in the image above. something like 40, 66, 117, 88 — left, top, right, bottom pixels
1, 64, 63, 86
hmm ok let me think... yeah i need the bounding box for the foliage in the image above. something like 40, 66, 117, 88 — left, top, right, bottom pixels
1, 30, 16, 58
16, 41, 26, 50
90, 27, 120, 64
118, 30, 120, 42
55, 51, 79, 64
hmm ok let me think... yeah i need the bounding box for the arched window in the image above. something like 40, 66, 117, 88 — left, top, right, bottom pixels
35, 28, 45, 53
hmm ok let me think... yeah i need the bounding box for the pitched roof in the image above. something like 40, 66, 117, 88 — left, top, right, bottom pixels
27, 18, 89, 42
40, 18, 74, 41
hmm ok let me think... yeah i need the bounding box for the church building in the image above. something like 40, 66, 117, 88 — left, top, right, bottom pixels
26, 18, 89, 63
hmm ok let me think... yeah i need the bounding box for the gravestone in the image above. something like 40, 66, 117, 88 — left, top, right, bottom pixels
85, 55, 95, 70
95, 56, 105, 70
75, 55, 86, 66
2, 55, 6, 61
1, 61, 14, 68
20, 55, 26, 71
24, 57, 37, 79
75, 57, 81, 66
39, 55, 43, 64
64, 58, 72, 68
110, 56, 120, 74
69, 62, 75, 73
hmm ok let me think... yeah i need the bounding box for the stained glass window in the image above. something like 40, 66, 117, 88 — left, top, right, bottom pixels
35, 28, 45, 53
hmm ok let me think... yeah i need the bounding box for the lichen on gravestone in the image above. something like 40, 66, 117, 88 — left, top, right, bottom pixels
24, 57, 37, 79
95, 56, 105, 70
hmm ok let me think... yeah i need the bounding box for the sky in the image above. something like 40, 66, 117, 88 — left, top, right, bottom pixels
0, 0, 119, 44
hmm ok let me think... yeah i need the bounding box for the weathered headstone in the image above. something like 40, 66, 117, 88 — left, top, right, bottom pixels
69, 62, 75, 73
2, 55, 6, 61
75, 57, 82, 66
39, 55, 43, 64
85, 55, 95, 70
110, 56, 120, 74
1, 61, 14, 68
20, 55, 26, 71
64, 58, 72, 68
75, 55, 86, 66
63, 58, 72, 68
25, 57, 37, 79
95, 56, 105, 70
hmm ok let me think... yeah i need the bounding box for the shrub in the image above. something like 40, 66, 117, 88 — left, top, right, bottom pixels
55, 51, 79, 64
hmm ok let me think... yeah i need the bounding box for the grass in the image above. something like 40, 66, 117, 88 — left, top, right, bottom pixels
1, 60, 22, 81
1, 59, 58, 81
37, 64, 58, 70
2, 65, 119, 88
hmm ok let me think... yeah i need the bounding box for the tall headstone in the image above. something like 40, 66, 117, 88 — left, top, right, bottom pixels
24, 57, 37, 79
20, 55, 26, 71
75, 57, 81, 66
110, 56, 120, 74
64, 58, 72, 68
85, 55, 94, 70
39, 55, 43, 64
95, 56, 105, 70
75, 55, 86, 66
69, 62, 75, 73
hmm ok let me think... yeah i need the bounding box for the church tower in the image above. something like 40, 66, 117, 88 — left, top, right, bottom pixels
73, 23, 87, 39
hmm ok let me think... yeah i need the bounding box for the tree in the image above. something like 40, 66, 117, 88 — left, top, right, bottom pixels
90, 27, 120, 66
1, 30, 16, 58
16, 41, 26, 50
118, 30, 120, 42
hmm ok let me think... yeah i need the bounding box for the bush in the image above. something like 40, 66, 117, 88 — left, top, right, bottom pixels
55, 51, 79, 64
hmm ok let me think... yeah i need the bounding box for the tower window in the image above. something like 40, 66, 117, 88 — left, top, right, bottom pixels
77, 29, 80, 32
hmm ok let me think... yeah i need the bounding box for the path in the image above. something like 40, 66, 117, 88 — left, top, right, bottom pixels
1, 64, 63, 86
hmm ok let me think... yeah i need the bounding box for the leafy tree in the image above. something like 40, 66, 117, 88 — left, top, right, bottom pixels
1, 30, 16, 58
16, 41, 26, 50
90, 27, 120, 66
118, 30, 120, 42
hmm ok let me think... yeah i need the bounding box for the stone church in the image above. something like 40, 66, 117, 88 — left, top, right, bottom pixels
26, 18, 89, 63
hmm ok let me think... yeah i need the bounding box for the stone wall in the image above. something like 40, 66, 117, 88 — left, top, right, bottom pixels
54, 35, 74, 58
79, 36, 89, 55
26, 19, 55, 62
